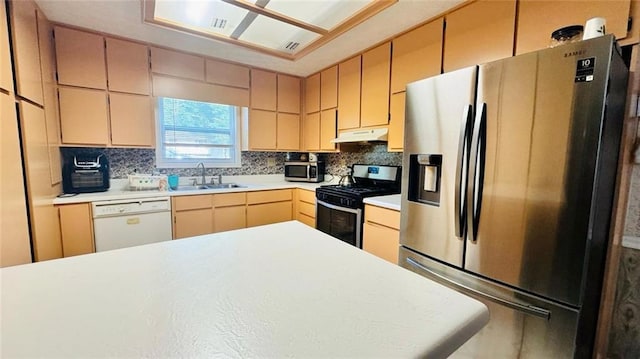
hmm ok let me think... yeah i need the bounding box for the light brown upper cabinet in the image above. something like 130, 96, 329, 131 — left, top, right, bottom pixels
443, 0, 516, 73
251, 69, 277, 111
391, 18, 443, 94
361, 42, 391, 128
304, 112, 320, 151
1, 1, 13, 92
55, 26, 106, 90
150, 47, 205, 81
276, 113, 300, 150
516, 0, 632, 55
338, 55, 362, 130
305, 73, 320, 114
249, 109, 277, 150
320, 109, 337, 151
58, 87, 109, 146
320, 65, 338, 110
277, 74, 301, 114
388, 92, 405, 152
106, 38, 150, 95
36, 10, 61, 185
9, 0, 44, 104
205, 59, 250, 88
109, 93, 154, 147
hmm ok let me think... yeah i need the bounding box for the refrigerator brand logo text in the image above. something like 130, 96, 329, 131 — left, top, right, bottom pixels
564, 50, 586, 57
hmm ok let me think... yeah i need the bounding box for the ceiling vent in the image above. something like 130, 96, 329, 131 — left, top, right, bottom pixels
285, 42, 300, 51
210, 18, 227, 29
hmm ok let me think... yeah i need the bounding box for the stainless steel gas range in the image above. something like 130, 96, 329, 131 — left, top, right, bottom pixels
315, 164, 401, 248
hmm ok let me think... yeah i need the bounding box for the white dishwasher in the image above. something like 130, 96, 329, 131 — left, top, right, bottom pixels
92, 197, 172, 252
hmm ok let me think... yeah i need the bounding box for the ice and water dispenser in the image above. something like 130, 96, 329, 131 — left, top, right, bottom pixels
408, 154, 442, 206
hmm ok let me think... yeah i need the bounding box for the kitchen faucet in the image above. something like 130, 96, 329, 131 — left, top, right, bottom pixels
196, 162, 206, 185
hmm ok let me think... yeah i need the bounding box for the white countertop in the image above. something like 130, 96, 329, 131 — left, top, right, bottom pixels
53, 174, 334, 205
363, 194, 401, 211
0, 221, 488, 358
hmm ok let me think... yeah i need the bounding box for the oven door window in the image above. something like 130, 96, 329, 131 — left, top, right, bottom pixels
316, 200, 361, 247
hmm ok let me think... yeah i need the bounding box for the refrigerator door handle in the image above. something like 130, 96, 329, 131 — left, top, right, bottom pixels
454, 105, 473, 238
406, 257, 551, 320
467, 102, 487, 243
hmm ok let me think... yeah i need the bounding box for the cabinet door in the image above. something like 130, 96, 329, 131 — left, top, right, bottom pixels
1, 0, 13, 92
277, 74, 300, 114
304, 112, 320, 151
361, 42, 391, 128
59, 203, 95, 257
251, 69, 277, 111
106, 38, 150, 95
516, 0, 631, 54
214, 206, 246, 233
444, 0, 516, 73
363, 222, 399, 264
19, 101, 62, 261
1, 93, 31, 267
55, 26, 106, 89
37, 11, 62, 185
150, 47, 204, 81
9, 0, 44, 104
109, 93, 154, 147
58, 87, 109, 145
305, 73, 320, 114
320, 65, 338, 110
249, 109, 277, 150
277, 112, 300, 150
338, 55, 362, 130
388, 92, 405, 152
174, 209, 214, 239
320, 108, 337, 151
206, 59, 250, 88
391, 18, 443, 94
247, 201, 292, 227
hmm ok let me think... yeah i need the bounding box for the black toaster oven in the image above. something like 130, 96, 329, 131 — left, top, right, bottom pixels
62, 153, 110, 194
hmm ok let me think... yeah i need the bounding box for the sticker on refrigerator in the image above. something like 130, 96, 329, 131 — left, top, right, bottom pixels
575, 57, 596, 82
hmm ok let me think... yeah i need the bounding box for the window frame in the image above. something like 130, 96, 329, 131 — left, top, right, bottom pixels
154, 97, 243, 168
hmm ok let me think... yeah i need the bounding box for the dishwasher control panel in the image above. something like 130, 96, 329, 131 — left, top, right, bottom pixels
92, 197, 171, 218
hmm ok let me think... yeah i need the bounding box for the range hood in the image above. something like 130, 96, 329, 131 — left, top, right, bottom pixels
330, 128, 388, 143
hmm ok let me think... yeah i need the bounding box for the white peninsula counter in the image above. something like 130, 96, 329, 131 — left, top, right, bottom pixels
1, 221, 488, 358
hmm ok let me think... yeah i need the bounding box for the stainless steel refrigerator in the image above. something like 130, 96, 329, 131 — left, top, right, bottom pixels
399, 35, 628, 358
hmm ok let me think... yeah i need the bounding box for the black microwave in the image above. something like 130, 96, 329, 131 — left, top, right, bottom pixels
62, 153, 110, 193
285, 161, 325, 183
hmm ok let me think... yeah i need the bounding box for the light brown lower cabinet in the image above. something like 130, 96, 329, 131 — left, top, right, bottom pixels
212, 192, 246, 233
172, 195, 214, 239
58, 203, 95, 257
296, 188, 316, 228
363, 204, 400, 264
247, 189, 293, 227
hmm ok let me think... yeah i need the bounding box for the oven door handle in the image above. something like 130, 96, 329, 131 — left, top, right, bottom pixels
316, 199, 361, 215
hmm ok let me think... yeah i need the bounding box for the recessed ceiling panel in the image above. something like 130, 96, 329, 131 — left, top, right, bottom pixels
239, 14, 320, 53
154, 0, 248, 37
265, 0, 373, 30
147, 0, 398, 59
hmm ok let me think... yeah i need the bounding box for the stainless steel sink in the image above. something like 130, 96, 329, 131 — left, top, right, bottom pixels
172, 183, 246, 191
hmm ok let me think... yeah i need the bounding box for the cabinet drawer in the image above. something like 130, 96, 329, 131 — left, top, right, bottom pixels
298, 189, 316, 204
247, 189, 292, 204
365, 204, 400, 230
363, 222, 399, 264
298, 201, 315, 218
213, 192, 246, 207
173, 195, 212, 211
298, 213, 315, 228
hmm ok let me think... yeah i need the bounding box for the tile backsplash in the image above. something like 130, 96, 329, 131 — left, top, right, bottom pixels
60, 144, 403, 179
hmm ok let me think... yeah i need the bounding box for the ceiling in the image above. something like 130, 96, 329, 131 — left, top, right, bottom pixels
35, 0, 466, 77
